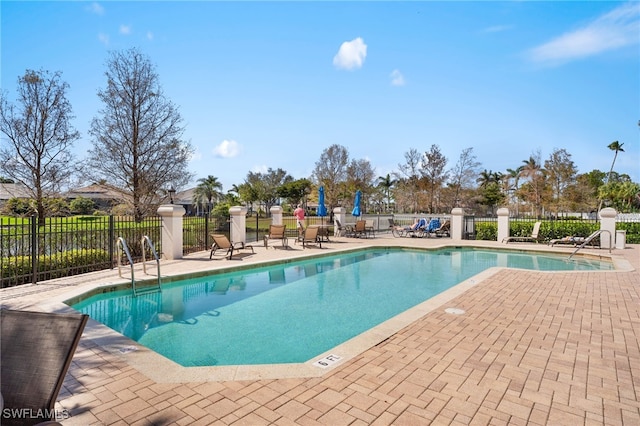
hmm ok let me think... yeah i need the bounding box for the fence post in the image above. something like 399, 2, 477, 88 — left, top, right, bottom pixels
450, 208, 464, 241
157, 204, 186, 260
497, 208, 510, 243
598, 207, 617, 249
30, 215, 37, 284
229, 206, 248, 244
270, 206, 283, 225
109, 215, 115, 268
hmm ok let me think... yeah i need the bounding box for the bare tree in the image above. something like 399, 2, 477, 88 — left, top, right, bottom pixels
544, 148, 576, 215
0, 69, 79, 224
421, 144, 448, 213
312, 144, 349, 211
394, 148, 422, 213
448, 147, 480, 207
87, 48, 193, 221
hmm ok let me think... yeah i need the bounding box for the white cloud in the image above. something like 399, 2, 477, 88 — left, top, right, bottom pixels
481, 24, 513, 34
98, 33, 109, 46
119, 24, 131, 35
527, 2, 640, 66
390, 69, 405, 86
213, 140, 241, 158
147, 31, 154, 41
87, 2, 104, 15
251, 165, 269, 174
333, 37, 367, 70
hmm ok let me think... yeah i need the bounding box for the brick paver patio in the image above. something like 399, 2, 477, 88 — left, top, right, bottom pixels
1, 236, 638, 425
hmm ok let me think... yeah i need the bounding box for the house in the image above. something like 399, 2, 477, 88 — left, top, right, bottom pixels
0, 183, 32, 210
64, 183, 129, 212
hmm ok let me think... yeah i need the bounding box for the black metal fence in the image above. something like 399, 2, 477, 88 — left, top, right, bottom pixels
182, 214, 230, 254
0, 215, 161, 288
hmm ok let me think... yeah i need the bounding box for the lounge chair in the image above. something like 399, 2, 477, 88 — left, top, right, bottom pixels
390, 218, 426, 238
353, 220, 368, 238
335, 219, 347, 237
549, 231, 599, 247
433, 220, 450, 237
263, 224, 288, 249
365, 219, 375, 238
210, 234, 254, 259
1, 309, 88, 426
301, 226, 322, 248
402, 218, 428, 238
503, 221, 542, 243
423, 218, 441, 237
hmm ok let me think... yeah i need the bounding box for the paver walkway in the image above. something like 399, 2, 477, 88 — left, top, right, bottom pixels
1, 237, 638, 425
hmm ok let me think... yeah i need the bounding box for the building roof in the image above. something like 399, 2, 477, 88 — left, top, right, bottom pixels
0, 183, 32, 200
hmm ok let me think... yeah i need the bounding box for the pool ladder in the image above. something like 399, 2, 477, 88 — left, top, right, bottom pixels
117, 236, 162, 296
567, 230, 612, 260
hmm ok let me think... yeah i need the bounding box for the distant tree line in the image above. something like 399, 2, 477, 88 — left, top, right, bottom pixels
1, 49, 638, 221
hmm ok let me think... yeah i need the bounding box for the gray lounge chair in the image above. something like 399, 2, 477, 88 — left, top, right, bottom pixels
503, 221, 542, 243
1, 309, 88, 426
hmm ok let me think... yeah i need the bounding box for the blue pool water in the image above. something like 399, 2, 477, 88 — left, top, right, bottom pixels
70, 248, 612, 366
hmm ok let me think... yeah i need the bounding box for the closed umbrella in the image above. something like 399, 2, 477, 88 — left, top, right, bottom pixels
352, 190, 362, 218
317, 186, 327, 218
317, 186, 327, 229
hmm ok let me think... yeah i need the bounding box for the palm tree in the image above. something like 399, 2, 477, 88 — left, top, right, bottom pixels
476, 170, 501, 188
598, 141, 625, 212
193, 175, 223, 214
606, 141, 625, 184
377, 174, 397, 212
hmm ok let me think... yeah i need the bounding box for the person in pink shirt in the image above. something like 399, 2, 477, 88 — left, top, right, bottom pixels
294, 204, 305, 228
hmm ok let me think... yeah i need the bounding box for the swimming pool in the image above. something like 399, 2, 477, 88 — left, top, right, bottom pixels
69, 247, 613, 366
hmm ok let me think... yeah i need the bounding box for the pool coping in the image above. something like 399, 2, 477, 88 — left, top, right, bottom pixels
42, 243, 633, 383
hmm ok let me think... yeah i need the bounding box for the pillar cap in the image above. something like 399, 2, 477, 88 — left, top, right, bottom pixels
229, 206, 247, 215
157, 204, 185, 217
598, 207, 617, 219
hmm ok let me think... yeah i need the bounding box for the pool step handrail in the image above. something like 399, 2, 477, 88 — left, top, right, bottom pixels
116, 236, 162, 297
116, 237, 136, 290
140, 235, 162, 295
568, 230, 611, 260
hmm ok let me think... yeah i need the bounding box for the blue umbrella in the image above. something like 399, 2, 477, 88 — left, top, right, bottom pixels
317, 186, 327, 217
352, 190, 362, 218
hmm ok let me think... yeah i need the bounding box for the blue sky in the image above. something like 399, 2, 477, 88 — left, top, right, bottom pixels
2, 1, 639, 192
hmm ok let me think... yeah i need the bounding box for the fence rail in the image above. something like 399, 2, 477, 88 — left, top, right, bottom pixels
2, 211, 638, 288
1, 215, 161, 288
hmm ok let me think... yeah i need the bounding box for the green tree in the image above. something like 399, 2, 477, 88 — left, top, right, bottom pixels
193, 175, 223, 215
0, 69, 79, 225
69, 197, 96, 215
377, 174, 397, 212
87, 48, 193, 221
277, 178, 312, 207
606, 141, 625, 184
245, 168, 292, 214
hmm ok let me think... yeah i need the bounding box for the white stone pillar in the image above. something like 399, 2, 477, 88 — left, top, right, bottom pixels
270, 206, 283, 225
598, 207, 617, 249
497, 208, 510, 243
333, 207, 346, 236
451, 208, 464, 241
157, 204, 185, 260
229, 206, 247, 244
